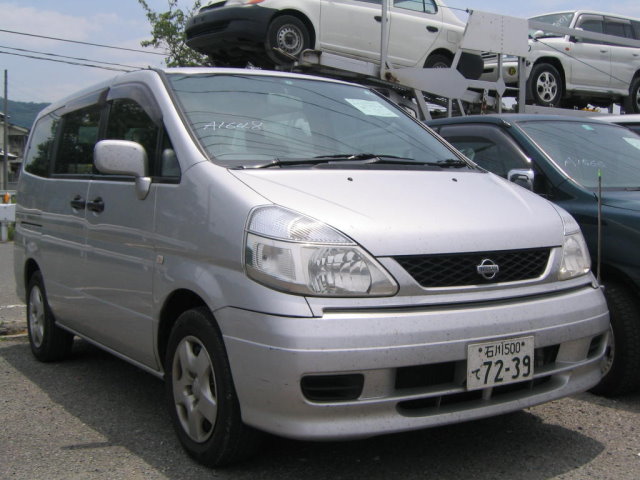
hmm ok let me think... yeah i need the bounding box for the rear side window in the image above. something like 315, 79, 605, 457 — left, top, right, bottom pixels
604, 19, 634, 39
55, 105, 102, 175
24, 114, 59, 177
394, 0, 437, 14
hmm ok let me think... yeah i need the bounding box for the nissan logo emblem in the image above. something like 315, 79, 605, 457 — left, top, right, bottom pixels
477, 259, 500, 280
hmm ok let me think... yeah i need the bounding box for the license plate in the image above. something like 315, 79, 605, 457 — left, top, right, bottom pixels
467, 336, 534, 390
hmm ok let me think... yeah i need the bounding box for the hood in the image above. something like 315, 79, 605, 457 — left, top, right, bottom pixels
231, 169, 565, 256
602, 190, 640, 212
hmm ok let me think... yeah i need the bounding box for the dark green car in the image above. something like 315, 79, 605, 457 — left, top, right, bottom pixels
429, 114, 640, 397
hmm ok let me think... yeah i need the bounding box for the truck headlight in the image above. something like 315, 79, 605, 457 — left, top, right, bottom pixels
244, 206, 398, 296
555, 206, 591, 280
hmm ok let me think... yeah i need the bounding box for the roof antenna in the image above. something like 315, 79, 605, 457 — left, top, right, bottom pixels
597, 169, 602, 285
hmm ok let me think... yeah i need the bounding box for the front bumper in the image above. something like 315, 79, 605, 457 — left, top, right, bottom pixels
481, 60, 526, 85
216, 285, 609, 440
185, 5, 276, 54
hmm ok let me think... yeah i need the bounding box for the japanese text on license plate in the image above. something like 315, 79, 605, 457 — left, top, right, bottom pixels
467, 336, 534, 390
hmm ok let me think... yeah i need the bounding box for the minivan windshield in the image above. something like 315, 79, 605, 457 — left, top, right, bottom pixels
529, 12, 575, 38
518, 120, 640, 190
166, 73, 468, 169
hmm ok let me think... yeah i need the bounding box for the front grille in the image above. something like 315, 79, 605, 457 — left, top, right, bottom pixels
394, 248, 551, 288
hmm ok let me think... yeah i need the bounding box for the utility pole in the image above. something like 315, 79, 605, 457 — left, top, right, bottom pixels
2, 69, 8, 192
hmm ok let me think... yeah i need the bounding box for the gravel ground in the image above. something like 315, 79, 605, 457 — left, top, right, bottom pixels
0, 241, 26, 336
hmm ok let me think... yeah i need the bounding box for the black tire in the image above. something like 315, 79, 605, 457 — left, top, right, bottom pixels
424, 52, 483, 80
165, 307, 261, 467
528, 63, 563, 107
26, 271, 73, 362
623, 76, 640, 114
424, 53, 452, 69
265, 15, 311, 66
590, 282, 640, 397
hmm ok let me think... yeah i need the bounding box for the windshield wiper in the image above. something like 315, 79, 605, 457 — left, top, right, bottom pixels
237, 154, 469, 169
243, 153, 417, 169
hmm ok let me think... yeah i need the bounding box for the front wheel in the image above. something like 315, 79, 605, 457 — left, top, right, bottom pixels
265, 15, 311, 66
590, 282, 640, 396
26, 271, 73, 362
623, 76, 640, 113
165, 307, 261, 467
528, 63, 563, 107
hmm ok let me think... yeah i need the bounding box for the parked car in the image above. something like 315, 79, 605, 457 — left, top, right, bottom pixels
595, 113, 640, 134
14, 68, 608, 466
481, 10, 640, 112
429, 114, 640, 397
185, 0, 483, 76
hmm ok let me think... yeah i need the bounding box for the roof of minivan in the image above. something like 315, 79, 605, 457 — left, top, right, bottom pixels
37, 67, 359, 118
530, 10, 640, 22
427, 113, 617, 128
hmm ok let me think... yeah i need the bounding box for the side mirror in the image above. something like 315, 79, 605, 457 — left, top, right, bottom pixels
508, 168, 535, 191
570, 27, 583, 43
532, 30, 545, 39
94, 139, 151, 200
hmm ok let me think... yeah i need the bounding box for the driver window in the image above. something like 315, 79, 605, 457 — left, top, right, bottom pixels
105, 99, 180, 179
576, 15, 604, 44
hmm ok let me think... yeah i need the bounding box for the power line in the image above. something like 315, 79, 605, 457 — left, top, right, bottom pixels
0, 44, 148, 70
0, 28, 167, 56
0, 49, 133, 72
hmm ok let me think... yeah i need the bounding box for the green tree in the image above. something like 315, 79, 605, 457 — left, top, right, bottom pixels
138, 0, 212, 67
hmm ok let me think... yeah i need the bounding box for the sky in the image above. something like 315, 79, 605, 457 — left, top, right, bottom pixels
1, 0, 640, 105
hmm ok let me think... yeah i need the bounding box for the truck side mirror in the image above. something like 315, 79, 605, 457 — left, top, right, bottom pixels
94, 139, 151, 200
508, 169, 535, 191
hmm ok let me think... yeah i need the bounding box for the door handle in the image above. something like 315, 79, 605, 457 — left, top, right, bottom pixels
70, 195, 86, 211
427, 26, 439, 33
374, 15, 381, 22
86, 197, 105, 213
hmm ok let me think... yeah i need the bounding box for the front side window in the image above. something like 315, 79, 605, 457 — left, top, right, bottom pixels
24, 113, 60, 177
575, 15, 604, 44
105, 99, 160, 174
166, 73, 467, 170
438, 124, 531, 178
55, 105, 101, 175
518, 120, 640, 190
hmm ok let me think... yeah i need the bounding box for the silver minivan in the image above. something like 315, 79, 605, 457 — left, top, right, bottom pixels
14, 68, 609, 466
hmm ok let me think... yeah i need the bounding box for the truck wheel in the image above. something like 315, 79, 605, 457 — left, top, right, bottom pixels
266, 15, 311, 66
424, 53, 452, 69
528, 63, 563, 107
165, 307, 261, 467
424, 52, 483, 80
590, 282, 640, 396
26, 271, 73, 362
623, 76, 640, 113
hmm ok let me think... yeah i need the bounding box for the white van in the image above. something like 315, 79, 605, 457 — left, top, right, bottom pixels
14, 68, 609, 466
482, 10, 640, 111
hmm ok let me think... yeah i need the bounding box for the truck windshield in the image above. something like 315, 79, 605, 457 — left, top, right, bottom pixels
519, 120, 640, 190
166, 73, 468, 169
529, 12, 575, 38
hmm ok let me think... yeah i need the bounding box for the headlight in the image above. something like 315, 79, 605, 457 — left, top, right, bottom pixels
555, 206, 591, 280
244, 206, 398, 296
